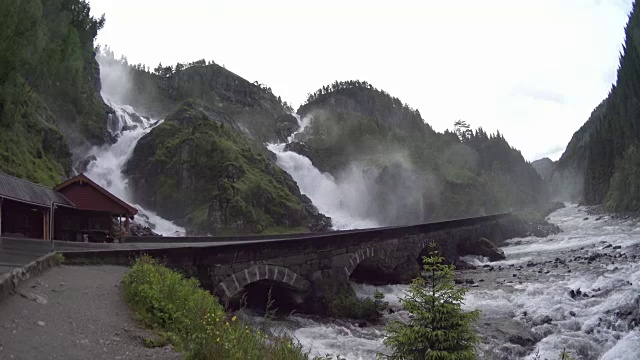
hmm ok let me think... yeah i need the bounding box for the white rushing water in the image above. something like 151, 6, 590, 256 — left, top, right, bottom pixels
267, 115, 379, 230
261, 205, 640, 360
83, 97, 185, 236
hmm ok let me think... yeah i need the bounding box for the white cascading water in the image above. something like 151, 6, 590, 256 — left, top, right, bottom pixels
83, 97, 185, 236
267, 115, 379, 230
255, 205, 640, 360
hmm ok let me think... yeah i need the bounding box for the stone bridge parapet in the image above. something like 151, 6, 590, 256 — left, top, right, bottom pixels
61, 213, 512, 304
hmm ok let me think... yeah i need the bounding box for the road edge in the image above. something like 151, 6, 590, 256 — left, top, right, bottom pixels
0, 252, 59, 303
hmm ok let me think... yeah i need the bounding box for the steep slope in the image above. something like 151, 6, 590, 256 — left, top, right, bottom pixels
123, 99, 331, 235
555, 3, 640, 211
289, 81, 548, 224
97, 51, 297, 143
0, 0, 111, 186
531, 158, 554, 182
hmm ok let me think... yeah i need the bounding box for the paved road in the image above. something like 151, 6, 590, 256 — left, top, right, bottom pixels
0, 236, 303, 276
0, 265, 181, 359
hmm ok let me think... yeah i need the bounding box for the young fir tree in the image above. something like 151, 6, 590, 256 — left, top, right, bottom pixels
381, 246, 480, 360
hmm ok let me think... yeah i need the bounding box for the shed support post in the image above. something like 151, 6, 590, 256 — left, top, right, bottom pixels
43, 209, 48, 240
124, 217, 130, 236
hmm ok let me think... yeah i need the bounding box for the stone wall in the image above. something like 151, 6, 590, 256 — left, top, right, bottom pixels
60, 213, 512, 306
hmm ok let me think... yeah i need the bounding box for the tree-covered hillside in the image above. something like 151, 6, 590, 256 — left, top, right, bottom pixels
554, 2, 640, 212
292, 81, 548, 223
124, 99, 331, 235
0, 0, 110, 186
96, 49, 297, 143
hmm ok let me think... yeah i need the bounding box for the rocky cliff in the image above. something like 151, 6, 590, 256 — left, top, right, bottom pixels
97, 52, 297, 144
124, 99, 331, 235
531, 158, 554, 183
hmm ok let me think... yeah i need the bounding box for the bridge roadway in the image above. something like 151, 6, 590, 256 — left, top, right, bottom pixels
1, 213, 512, 304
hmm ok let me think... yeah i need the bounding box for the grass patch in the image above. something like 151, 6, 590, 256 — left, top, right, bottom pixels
121, 256, 320, 360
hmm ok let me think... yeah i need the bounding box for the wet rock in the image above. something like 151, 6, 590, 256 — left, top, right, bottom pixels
569, 310, 577, 317
356, 321, 367, 328
508, 334, 537, 347
603, 244, 613, 250
77, 155, 97, 173
583, 217, 589, 220
129, 224, 161, 237
464, 278, 475, 285
595, 216, 604, 221
532, 315, 553, 326
613, 245, 622, 250
458, 237, 506, 262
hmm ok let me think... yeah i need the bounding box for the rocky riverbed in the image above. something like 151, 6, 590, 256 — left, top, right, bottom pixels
251, 205, 640, 360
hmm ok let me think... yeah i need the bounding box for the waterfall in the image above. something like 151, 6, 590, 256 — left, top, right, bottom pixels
83, 97, 185, 236
266, 115, 379, 230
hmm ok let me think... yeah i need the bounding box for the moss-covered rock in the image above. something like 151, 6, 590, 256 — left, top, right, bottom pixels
124, 99, 331, 235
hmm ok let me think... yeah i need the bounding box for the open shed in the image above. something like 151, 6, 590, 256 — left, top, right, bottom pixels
54, 174, 138, 242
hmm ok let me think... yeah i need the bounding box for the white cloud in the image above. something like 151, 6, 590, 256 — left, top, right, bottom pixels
88, 0, 633, 161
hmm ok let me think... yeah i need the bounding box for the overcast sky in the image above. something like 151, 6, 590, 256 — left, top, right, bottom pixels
88, 0, 632, 161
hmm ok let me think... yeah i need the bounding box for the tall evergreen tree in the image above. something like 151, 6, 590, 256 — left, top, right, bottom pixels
382, 246, 480, 360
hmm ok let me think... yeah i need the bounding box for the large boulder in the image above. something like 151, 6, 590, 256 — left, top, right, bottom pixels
458, 237, 506, 262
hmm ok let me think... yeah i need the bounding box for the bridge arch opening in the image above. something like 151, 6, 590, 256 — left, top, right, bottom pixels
349, 256, 396, 285
217, 265, 310, 315
228, 280, 306, 314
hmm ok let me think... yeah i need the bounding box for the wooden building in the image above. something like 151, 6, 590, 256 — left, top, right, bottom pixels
54, 174, 138, 242
0, 172, 138, 242
0, 173, 75, 240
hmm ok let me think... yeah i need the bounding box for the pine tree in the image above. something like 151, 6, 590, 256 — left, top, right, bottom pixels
381, 246, 480, 360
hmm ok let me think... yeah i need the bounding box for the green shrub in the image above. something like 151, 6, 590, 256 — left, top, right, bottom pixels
121, 256, 319, 360
51, 252, 64, 265
325, 289, 388, 321
381, 246, 480, 360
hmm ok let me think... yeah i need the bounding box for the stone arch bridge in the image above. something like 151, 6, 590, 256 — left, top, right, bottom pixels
60, 213, 512, 305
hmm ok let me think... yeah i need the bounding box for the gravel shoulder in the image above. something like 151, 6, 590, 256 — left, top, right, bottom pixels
0, 265, 182, 360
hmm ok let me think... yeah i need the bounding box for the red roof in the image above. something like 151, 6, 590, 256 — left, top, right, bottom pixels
54, 174, 138, 217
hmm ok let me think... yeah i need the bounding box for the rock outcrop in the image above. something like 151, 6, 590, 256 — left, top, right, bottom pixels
458, 237, 506, 262
97, 54, 297, 144
124, 99, 331, 235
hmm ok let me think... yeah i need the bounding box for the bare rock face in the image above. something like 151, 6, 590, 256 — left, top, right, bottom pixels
458, 237, 506, 262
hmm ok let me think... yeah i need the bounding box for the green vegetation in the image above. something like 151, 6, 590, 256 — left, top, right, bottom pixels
297, 82, 547, 222
96, 47, 295, 143
555, 2, 640, 212
605, 145, 640, 211
124, 99, 330, 235
0, 0, 109, 185
121, 256, 317, 360
382, 248, 480, 360
324, 289, 388, 321
50, 252, 65, 266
